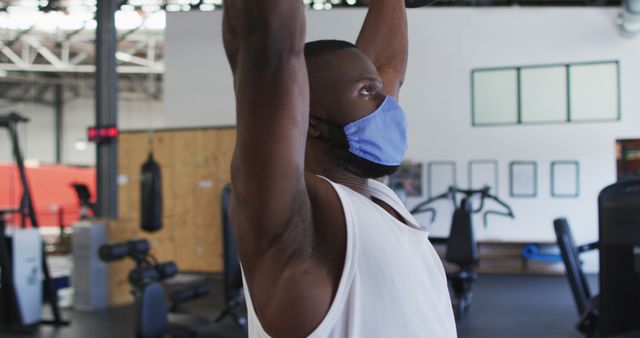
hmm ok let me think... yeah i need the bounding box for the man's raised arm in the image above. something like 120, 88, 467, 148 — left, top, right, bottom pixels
356, 0, 408, 97
223, 0, 312, 280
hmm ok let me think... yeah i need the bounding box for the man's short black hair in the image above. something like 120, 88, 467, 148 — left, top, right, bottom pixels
304, 40, 358, 61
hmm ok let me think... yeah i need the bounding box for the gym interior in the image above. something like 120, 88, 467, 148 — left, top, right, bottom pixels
0, 0, 639, 337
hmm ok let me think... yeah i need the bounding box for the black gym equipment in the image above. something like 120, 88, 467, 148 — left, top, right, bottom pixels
555, 180, 640, 338
0, 112, 69, 332
99, 238, 151, 264
71, 183, 95, 219
405, 0, 439, 7
554, 218, 599, 337
140, 153, 163, 233
598, 180, 640, 338
99, 239, 211, 338
213, 184, 247, 329
410, 186, 515, 318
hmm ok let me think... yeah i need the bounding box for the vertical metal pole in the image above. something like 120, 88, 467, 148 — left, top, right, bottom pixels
7, 120, 38, 228
96, 0, 118, 218
54, 84, 63, 164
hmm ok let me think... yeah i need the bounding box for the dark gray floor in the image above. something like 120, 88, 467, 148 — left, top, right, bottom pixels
0, 274, 591, 338
456, 274, 589, 338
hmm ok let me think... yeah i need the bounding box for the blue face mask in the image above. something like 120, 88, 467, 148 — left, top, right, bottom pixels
342, 96, 408, 166
312, 95, 408, 177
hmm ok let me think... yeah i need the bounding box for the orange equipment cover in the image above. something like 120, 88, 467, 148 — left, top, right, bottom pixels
0, 163, 96, 227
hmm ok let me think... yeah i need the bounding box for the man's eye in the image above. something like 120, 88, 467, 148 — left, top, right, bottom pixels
360, 85, 373, 95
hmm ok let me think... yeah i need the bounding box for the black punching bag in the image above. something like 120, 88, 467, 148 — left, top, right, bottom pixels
140, 153, 162, 232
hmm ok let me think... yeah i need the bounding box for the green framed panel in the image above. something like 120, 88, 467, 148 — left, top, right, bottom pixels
468, 160, 499, 194
520, 67, 568, 123
427, 161, 457, 198
551, 161, 580, 198
509, 161, 538, 198
471, 60, 621, 127
472, 69, 519, 126
569, 62, 621, 122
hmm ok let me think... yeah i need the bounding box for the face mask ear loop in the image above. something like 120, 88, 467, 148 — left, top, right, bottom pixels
312, 114, 347, 127
310, 116, 350, 150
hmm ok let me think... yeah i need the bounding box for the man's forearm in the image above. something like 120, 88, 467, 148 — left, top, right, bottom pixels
356, 0, 408, 93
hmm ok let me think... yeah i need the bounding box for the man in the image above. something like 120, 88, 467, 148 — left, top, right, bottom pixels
223, 0, 457, 337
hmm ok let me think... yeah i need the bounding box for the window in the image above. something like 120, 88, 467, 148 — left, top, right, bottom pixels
472, 61, 620, 126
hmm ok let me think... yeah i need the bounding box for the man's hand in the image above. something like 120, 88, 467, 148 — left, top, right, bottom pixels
356, 0, 408, 98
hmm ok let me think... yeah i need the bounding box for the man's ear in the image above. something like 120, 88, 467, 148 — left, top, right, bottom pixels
308, 117, 321, 138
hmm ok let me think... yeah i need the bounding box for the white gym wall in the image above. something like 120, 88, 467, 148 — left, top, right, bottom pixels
164, 8, 640, 271
0, 98, 164, 166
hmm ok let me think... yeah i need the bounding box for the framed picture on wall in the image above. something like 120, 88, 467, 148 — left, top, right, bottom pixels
388, 161, 424, 198
510, 161, 538, 198
469, 160, 499, 195
551, 161, 580, 198
427, 161, 457, 198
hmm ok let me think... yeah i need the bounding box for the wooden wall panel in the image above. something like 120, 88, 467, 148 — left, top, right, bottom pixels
108, 127, 235, 305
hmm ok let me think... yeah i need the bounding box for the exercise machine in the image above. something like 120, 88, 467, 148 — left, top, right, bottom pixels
598, 180, 640, 338
213, 184, 247, 329
554, 218, 599, 337
99, 239, 211, 338
410, 186, 515, 318
555, 180, 640, 338
0, 112, 69, 333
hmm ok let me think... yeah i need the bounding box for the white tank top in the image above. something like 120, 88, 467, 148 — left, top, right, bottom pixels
242, 178, 458, 338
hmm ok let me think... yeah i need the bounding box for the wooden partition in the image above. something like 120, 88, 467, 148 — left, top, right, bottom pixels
108, 127, 235, 305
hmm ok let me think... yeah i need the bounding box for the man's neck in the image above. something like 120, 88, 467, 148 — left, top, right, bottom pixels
305, 142, 373, 197
309, 162, 371, 197
328, 174, 371, 197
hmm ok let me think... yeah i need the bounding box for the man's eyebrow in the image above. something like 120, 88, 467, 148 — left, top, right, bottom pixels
358, 77, 383, 85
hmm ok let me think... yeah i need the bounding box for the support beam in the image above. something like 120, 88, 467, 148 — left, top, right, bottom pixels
23, 38, 66, 69
0, 41, 28, 69
54, 84, 63, 164
0, 63, 164, 74
95, 0, 118, 219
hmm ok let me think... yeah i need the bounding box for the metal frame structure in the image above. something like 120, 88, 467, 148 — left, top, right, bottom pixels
0, 112, 69, 331
0, 31, 163, 75
0, 0, 626, 9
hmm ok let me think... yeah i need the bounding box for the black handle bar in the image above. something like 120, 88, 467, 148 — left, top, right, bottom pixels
409, 186, 515, 226
0, 112, 29, 127
409, 189, 453, 214
482, 194, 515, 227
405, 0, 439, 7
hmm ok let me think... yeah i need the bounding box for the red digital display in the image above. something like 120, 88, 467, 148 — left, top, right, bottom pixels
88, 126, 119, 143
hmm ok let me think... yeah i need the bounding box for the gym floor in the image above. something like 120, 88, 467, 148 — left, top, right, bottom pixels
0, 273, 591, 338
